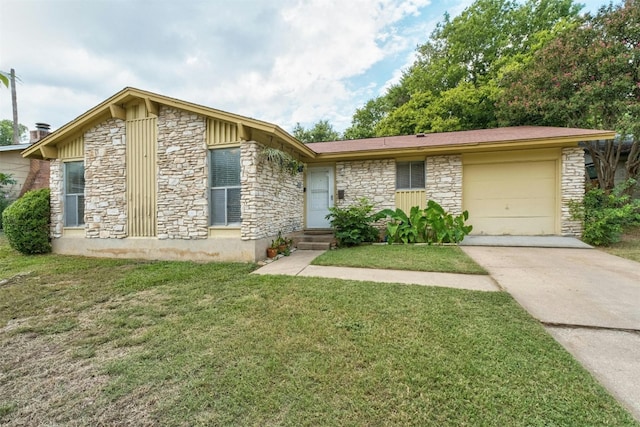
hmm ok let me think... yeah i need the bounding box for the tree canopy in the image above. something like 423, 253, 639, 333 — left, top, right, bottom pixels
292, 120, 341, 143
498, 0, 640, 190
343, 0, 581, 138
0, 119, 28, 146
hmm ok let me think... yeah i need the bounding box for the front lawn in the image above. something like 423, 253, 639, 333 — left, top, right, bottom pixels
0, 235, 636, 426
312, 244, 488, 274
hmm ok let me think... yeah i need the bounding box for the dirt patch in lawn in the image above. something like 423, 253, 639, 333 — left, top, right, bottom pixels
0, 290, 172, 426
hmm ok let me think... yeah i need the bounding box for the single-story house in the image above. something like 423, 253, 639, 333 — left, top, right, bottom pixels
23, 87, 615, 261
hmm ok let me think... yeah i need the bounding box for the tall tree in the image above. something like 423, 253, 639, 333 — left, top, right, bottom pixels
498, 0, 640, 191
348, 0, 581, 136
292, 120, 341, 143
0, 119, 28, 146
344, 97, 389, 140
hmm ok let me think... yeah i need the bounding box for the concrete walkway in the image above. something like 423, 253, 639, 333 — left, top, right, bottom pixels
253, 250, 499, 292
461, 246, 640, 421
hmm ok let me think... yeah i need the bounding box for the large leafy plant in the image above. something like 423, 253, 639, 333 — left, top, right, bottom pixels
325, 198, 383, 247
379, 201, 472, 244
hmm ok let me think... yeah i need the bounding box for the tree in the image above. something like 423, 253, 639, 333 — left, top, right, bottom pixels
348, 0, 581, 137
498, 0, 640, 191
0, 71, 9, 88
292, 120, 341, 143
344, 97, 389, 140
0, 119, 28, 146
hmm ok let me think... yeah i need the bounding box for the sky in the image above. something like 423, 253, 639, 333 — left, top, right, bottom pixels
0, 0, 608, 141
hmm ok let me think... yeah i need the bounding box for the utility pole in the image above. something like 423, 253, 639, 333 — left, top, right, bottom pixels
10, 68, 19, 145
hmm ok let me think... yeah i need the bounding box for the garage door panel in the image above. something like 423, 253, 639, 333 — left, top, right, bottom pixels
463, 158, 558, 235
470, 216, 556, 236
467, 197, 555, 217
465, 179, 555, 199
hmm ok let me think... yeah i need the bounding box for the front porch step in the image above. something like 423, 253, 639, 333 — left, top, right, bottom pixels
292, 229, 336, 250
296, 241, 332, 251
303, 228, 334, 235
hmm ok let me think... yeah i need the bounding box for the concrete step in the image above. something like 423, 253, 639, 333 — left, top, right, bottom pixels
303, 228, 334, 235
298, 234, 334, 243
296, 241, 332, 251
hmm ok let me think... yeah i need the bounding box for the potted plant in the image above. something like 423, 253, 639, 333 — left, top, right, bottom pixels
266, 240, 279, 258
275, 231, 287, 253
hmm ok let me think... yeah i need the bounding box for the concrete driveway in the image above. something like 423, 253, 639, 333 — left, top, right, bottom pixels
462, 246, 640, 420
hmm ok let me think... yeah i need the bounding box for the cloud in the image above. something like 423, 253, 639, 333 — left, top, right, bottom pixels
0, 0, 434, 134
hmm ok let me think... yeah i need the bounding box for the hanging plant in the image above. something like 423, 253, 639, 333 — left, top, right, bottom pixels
259, 147, 304, 177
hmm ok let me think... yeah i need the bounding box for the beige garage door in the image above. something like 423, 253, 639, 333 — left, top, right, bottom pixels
463, 152, 558, 235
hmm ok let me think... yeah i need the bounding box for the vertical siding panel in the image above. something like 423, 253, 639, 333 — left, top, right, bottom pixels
127, 117, 157, 237
395, 190, 426, 213
58, 135, 84, 159
206, 119, 240, 146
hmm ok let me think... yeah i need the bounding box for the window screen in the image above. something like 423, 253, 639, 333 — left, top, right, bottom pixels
209, 148, 241, 226
396, 161, 425, 189
64, 161, 85, 227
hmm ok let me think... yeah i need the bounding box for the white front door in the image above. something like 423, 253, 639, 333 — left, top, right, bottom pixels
306, 166, 334, 228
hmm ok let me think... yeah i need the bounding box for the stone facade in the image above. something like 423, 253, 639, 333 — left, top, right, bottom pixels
84, 119, 127, 238
426, 155, 463, 215
49, 159, 64, 238
335, 159, 396, 211
561, 146, 585, 236
156, 106, 208, 239
241, 142, 304, 240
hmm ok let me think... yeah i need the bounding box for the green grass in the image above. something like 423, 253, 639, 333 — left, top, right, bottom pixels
312, 243, 488, 274
0, 234, 636, 426
599, 226, 640, 262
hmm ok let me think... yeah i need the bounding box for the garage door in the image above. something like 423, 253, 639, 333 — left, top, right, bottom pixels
463, 152, 558, 235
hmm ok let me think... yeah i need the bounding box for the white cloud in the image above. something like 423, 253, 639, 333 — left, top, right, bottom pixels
0, 0, 437, 134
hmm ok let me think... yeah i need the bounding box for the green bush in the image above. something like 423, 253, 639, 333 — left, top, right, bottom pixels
379, 201, 473, 244
325, 198, 383, 246
571, 179, 640, 246
2, 188, 51, 254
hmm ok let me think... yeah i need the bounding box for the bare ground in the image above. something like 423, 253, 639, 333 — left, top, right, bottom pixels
0, 291, 169, 426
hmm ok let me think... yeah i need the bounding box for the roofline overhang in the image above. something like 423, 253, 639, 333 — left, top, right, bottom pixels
23, 87, 316, 160
306, 131, 617, 162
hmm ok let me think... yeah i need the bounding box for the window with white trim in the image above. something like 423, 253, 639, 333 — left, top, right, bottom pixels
209, 148, 241, 226
396, 161, 425, 189
64, 161, 85, 227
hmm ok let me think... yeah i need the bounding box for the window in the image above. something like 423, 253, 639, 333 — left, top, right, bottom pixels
396, 161, 425, 189
209, 148, 241, 226
64, 161, 85, 227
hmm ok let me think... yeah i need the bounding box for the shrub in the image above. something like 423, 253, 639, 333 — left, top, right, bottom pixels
325, 198, 383, 246
571, 179, 640, 246
379, 201, 473, 244
2, 188, 51, 254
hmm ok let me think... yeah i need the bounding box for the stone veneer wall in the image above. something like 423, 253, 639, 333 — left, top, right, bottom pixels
426, 155, 463, 215
50, 159, 64, 238
84, 118, 127, 238
335, 159, 396, 210
561, 146, 585, 236
156, 106, 208, 239
241, 142, 304, 239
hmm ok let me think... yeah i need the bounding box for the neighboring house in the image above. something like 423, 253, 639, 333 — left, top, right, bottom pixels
0, 123, 51, 199
23, 87, 615, 262
0, 144, 31, 199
